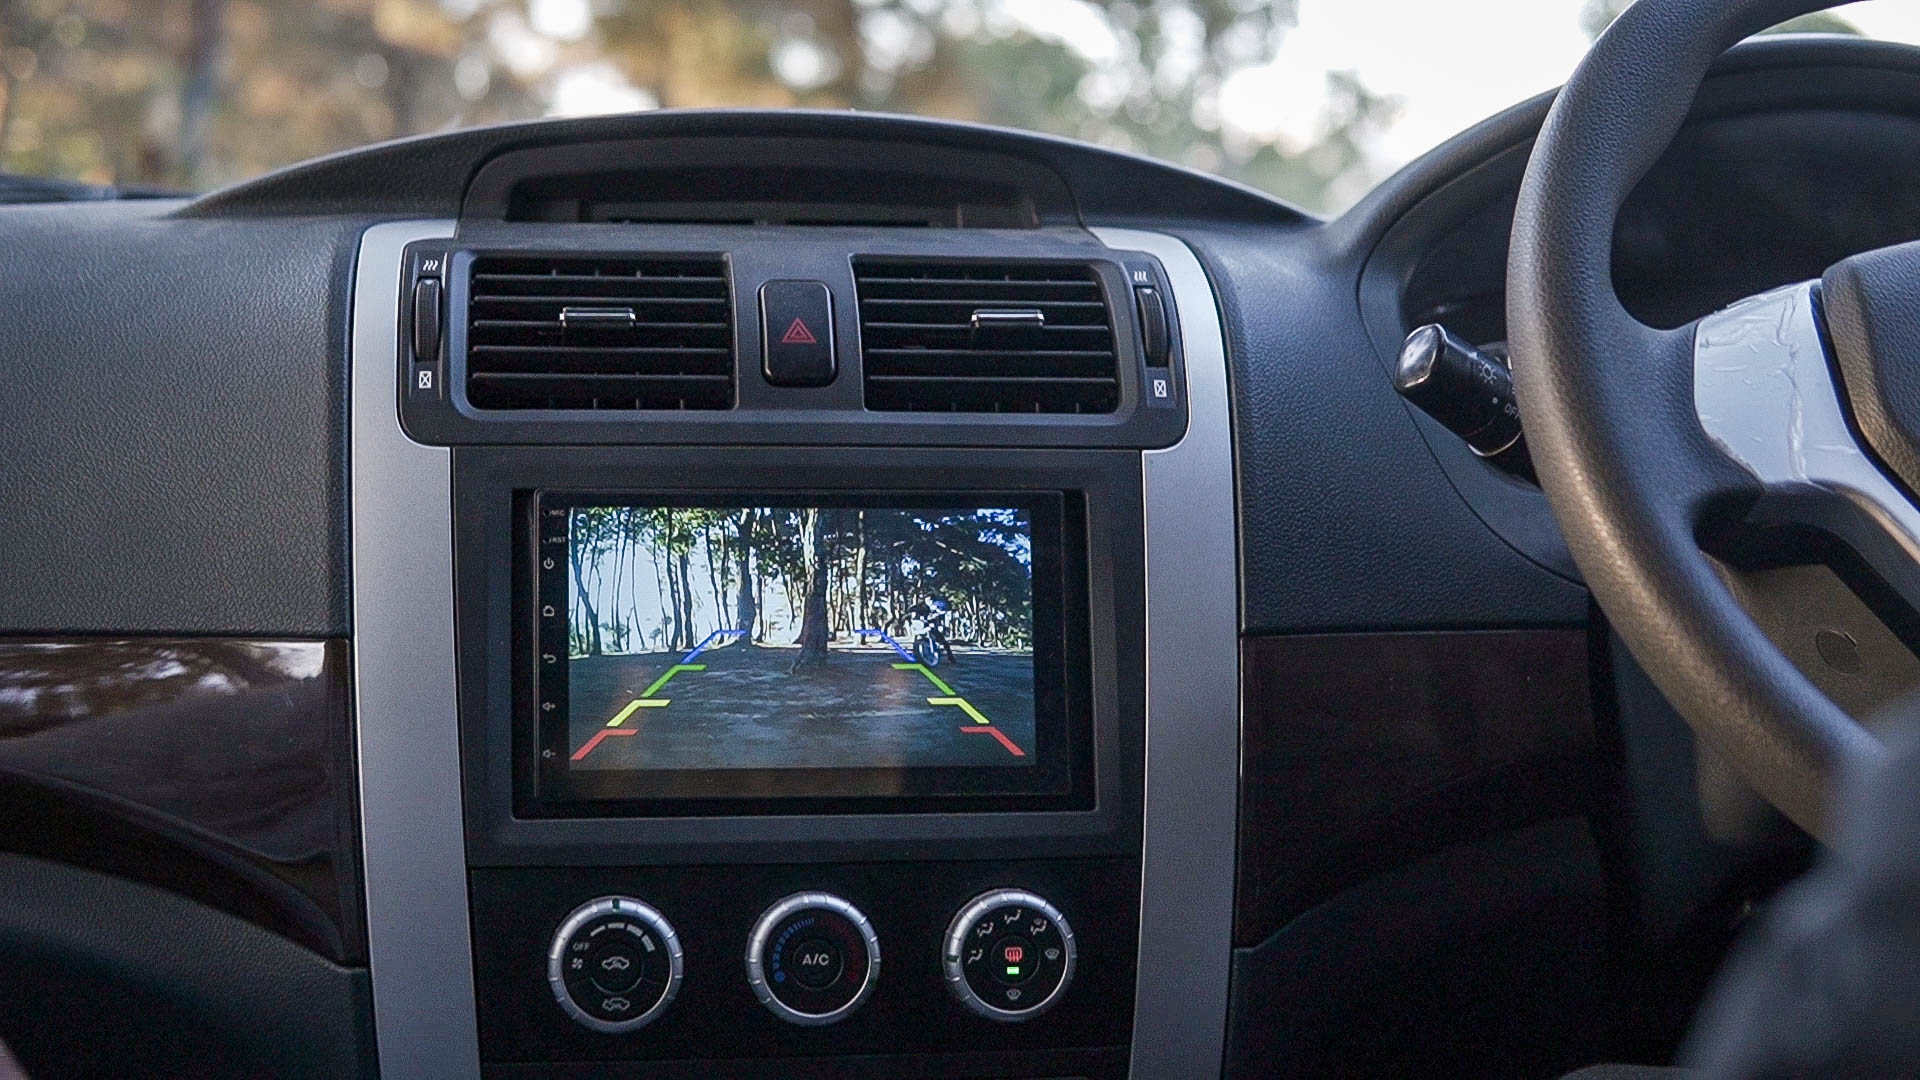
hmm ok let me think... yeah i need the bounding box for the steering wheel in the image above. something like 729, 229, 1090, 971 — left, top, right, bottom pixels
1507, 0, 1920, 838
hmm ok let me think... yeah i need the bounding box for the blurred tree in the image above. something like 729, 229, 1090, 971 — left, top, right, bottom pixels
0, 0, 1394, 210
585, 0, 1395, 210
1581, 0, 1859, 41
0, 0, 534, 187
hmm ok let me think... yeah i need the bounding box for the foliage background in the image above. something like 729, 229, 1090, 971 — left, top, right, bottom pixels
566, 505, 1033, 660
0, 0, 1390, 211
0, 0, 1885, 215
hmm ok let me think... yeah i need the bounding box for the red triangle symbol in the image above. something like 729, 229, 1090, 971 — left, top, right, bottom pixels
780, 317, 818, 345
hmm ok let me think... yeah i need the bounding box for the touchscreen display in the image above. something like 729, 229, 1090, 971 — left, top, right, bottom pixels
554, 502, 1038, 775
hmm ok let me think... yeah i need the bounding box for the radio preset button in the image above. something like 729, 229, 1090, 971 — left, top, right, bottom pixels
746, 892, 879, 1025
943, 890, 1075, 1021
547, 897, 683, 1034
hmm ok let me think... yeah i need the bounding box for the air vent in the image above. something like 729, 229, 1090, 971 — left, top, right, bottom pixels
855, 259, 1120, 413
464, 255, 733, 410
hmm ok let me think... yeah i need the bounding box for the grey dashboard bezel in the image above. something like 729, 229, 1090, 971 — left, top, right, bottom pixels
350, 219, 480, 1079
352, 220, 1237, 1078
401, 225, 1190, 449
1097, 227, 1240, 1079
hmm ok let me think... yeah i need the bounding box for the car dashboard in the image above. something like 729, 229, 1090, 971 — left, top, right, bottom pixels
3, 33, 1920, 1080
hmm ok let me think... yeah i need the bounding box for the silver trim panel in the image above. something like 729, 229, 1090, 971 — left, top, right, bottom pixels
351, 220, 481, 1079
941, 888, 1078, 1021
1695, 281, 1920, 558
545, 896, 684, 1033
1095, 227, 1240, 1079
351, 221, 1238, 1076
744, 891, 881, 1026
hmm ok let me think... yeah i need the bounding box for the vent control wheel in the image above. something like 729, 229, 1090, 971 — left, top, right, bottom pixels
943, 889, 1075, 1021
546, 896, 683, 1033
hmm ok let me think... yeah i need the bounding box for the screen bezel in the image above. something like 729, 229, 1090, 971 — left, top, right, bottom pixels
522, 490, 1092, 816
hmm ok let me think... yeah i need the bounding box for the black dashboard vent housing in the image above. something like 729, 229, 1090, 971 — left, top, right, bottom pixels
464, 255, 733, 410
854, 259, 1119, 413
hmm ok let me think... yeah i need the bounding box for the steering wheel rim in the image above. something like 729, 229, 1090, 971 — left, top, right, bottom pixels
1508, 0, 1889, 838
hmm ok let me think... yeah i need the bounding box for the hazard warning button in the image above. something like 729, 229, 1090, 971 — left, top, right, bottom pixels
760, 280, 836, 387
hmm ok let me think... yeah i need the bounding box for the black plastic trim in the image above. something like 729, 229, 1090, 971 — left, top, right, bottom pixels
1345, 36, 1920, 593
462, 136, 1064, 227
180, 110, 1311, 228
0, 853, 374, 1080
401, 230, 1187, 449
453, 446, 1145, 868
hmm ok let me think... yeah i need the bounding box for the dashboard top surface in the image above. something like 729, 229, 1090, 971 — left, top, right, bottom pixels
3, 38, 1920, 640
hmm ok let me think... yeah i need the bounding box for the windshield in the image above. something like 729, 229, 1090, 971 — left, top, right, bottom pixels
5, 0, 1920, 215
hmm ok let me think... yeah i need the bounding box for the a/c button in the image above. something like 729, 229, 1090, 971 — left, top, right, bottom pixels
783, 935, 844, 989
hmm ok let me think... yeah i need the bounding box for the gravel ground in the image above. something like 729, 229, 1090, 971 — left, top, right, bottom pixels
567, 640, 1037, 770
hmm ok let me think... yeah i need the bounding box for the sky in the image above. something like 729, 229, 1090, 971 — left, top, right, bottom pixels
1218, 0, 1600, 167
1170, 0, 1920, 206
1242, 0, 1920, 173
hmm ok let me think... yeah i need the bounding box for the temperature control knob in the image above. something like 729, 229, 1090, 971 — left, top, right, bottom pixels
546, 897, 683, 1034
746, 892, 881, 1025
943, 889, 1076, 1021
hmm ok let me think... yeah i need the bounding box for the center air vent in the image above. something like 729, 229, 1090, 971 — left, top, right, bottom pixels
464, 255, 733, 410
854, 259, 1119, 413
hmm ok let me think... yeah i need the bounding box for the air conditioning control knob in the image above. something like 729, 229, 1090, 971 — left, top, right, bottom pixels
746, 892, 881, 1026
547, 896, 683, 1033
943, 889, 1076, 1021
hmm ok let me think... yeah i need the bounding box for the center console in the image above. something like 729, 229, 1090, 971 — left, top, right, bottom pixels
455, 449, 1145, 1076
348, 171, 1238, 1078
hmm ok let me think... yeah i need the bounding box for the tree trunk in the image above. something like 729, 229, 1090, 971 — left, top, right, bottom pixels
716, 528, 734, 633
568, 539, 603, 656
704, 523, 724, 634
664, 544, 682, 651
678, 547, 695, 651
627, 520, 643, 645
608, 529, 626, 651
178, 0, 224, 188
854, 510, 869, 642
734, 511, 757, 642
828, 538, 842, 636
792, 509, 831, 669
885, 560, 900, 635
0, 75, 16, 175
650, 532, 669, 652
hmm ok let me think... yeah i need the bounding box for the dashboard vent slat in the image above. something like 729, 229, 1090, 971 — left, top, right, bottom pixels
464, 255, 733, 410
854, 259, 1119, 413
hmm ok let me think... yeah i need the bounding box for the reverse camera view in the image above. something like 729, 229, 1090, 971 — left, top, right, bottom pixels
563, 504, 1036, 771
